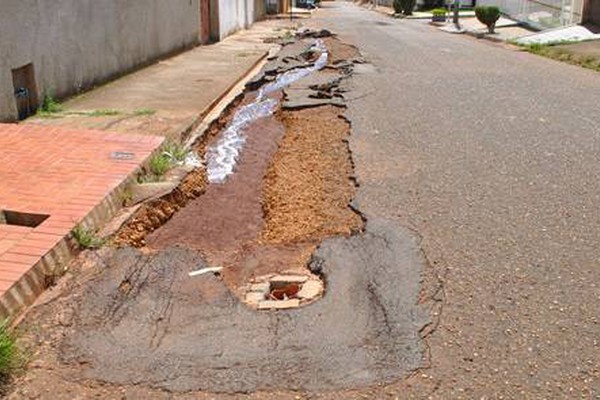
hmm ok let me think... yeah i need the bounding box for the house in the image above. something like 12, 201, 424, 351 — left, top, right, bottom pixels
1, 0, 266, 122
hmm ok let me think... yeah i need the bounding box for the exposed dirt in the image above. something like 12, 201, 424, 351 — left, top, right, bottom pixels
112, 96, 244, 248
322, 36, 363, 65
262, 106, 362, 244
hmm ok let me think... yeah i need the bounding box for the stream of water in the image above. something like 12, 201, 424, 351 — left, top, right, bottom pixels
206, 40, 328, 184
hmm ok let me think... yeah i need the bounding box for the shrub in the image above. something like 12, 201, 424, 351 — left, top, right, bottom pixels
475, 6, 501, 33
432, 8, 447, 16
394, 0, 417, 15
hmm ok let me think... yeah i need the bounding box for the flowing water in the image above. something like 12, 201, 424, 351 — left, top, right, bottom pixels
206, 39, 329, 183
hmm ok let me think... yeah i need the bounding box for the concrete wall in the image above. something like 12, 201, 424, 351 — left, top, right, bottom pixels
217, 0, 265, 40
0, 0, 200, 121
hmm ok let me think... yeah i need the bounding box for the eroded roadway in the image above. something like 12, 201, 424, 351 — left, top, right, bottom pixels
311, 2, 600, 398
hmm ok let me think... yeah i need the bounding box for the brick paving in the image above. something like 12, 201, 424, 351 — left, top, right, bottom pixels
0, 123, 163, 316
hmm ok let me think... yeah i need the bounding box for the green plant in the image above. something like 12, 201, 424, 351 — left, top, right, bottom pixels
148, 152, 172, 178
133, 108, 156, 116
475, 5, 501, 33
432, 8, 447, 16
39, 92, 63, 115
162, 141, 189, 163
0, 321, 18, 378
71, 224, 104, 249
83, 109, 121, 117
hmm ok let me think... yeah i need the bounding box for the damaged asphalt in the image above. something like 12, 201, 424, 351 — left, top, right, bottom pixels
60, 218, 427, 393
9, 24, 432, 399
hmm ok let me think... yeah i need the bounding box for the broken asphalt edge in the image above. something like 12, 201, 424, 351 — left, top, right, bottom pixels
0, 46, 277, 325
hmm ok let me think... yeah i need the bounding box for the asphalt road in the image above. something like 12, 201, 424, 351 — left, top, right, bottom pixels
310, 2, 600, 398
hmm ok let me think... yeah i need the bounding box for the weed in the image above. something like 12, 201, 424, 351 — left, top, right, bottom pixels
0, 321, 18, 379
133, 108, 156, 116
71, 224, 104, 249
148, 152, 173, 178
39, 92, 62, 114
162, 141, 189, 163
81, 109, 121, 117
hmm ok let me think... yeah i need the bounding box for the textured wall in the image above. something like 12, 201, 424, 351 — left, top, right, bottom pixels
0, 0, 200, 121
217, 0, 265, 40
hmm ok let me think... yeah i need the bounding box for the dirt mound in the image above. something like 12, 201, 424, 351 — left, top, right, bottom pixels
262, 106, 363, 244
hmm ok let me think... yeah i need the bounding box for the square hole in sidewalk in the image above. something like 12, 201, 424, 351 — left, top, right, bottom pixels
0, 210, 50, 228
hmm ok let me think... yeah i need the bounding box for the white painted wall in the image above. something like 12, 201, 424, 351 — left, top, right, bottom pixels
0, 0, 200, 121
217, 0, 265, 40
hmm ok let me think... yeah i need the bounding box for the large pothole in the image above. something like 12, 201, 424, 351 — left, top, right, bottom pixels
112, 33, 364, 310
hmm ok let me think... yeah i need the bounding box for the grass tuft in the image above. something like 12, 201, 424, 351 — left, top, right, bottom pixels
0, 322, 17, 377
39, 93, 62, 114
148, 152, 173, 179
162, 141, 189, 163
133, 108, 156, 116
71, 224, 104, 249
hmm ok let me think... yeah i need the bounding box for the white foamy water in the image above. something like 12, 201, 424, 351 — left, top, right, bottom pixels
206, 40, 328, 184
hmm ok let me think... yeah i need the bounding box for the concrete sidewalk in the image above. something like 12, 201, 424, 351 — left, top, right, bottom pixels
27, 20, 290, 140
0, 19, 293, 320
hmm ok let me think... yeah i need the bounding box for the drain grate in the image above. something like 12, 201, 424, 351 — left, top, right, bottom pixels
0, 210, 49, 228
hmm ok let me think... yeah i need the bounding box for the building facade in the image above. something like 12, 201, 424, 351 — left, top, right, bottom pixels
1, 0, 266, 122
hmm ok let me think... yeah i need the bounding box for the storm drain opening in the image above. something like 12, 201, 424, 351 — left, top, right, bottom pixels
244, 274, 324, 310
0, 210, 49, 228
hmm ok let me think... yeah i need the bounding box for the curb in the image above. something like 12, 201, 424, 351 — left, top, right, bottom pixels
464, 29, 506, 43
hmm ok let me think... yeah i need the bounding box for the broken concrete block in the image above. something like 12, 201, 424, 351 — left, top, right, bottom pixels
250, 282, 270, 294
270, 274, 309, 284
297, 280, 323, 300
258, 299, 300, 310
130, 181, 178, 205
246, 292, 266, 305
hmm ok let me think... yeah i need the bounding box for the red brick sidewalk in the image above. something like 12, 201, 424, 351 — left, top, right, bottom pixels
0, 123, 163, 318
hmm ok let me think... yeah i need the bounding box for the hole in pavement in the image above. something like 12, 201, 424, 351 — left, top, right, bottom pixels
0, 210, 49, 228
270, 281, 300, 300
115, 35, 364, 310
244, 274, 324, 310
